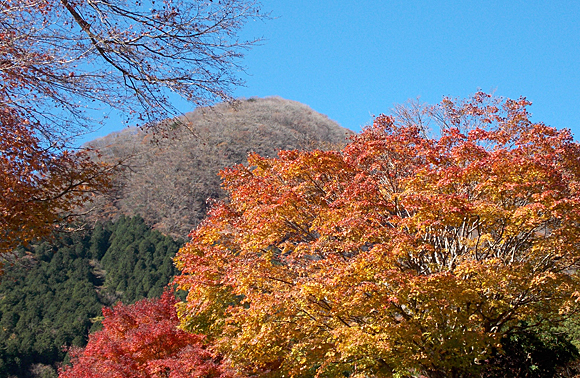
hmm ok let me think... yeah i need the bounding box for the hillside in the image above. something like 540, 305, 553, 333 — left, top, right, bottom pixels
0, 216, 183, 378
85, 97, 353, 237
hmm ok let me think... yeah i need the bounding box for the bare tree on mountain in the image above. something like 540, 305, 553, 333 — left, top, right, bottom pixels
86, 97, 353, 237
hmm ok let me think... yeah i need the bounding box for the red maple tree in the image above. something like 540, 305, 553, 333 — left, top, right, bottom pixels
59, 291, 234, 378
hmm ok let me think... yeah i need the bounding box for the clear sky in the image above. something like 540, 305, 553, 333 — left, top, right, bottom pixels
234, 0, 580, 137
83, 0, 580, 141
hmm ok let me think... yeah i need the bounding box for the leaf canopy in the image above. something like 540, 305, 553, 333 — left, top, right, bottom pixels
175, 93, 580, 377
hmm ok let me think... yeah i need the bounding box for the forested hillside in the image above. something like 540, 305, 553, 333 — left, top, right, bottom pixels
85, 97, 352, 237
0, 216, 183, 378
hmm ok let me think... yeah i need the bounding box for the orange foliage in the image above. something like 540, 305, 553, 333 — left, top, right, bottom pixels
0, 106, 110, 256
175, 93, 580, 377
59, 291, 234, 378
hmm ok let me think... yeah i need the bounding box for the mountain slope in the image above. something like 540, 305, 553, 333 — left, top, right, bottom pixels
0, 216, 182, 378
86, 97, 353, 237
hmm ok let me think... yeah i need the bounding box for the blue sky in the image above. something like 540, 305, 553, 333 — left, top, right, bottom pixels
84, 0, 580, 141
235, 0, 580, 137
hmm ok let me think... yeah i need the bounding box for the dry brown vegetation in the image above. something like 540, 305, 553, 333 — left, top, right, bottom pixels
85, 97, 353, 237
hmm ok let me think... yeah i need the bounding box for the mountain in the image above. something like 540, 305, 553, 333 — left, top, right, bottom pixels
85, 97, 353, 237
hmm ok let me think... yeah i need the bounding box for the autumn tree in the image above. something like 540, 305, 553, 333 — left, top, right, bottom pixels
1, 0, 263, 254
59, 291, 234, 378
174, 93, 580, 377
0, 107, 111, 256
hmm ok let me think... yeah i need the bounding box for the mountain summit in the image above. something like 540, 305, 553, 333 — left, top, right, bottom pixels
86, 97, 353, 237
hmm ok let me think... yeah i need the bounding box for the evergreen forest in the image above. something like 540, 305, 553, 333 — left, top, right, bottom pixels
0, 216, 183, 378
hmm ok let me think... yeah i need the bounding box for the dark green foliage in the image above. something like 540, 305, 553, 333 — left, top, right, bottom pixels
99, 216, 182, 303
0, 233, 100, 378
0, 216, 182, 378
481, 327, 579, 378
